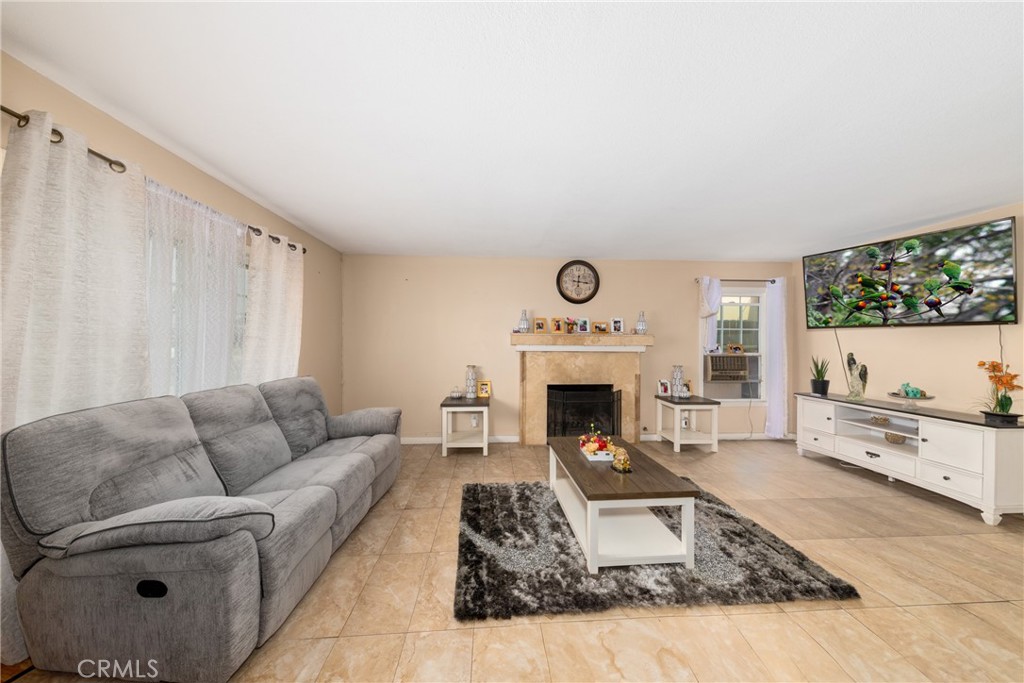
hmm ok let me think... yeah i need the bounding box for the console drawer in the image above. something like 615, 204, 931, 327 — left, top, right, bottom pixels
918, 461, 983, 499
920, 422, 984, 474
799, 429, 835, 452
837, 438, 916, 477
801, 400, 836, 434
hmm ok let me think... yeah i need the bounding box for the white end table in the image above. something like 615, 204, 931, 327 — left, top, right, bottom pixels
655, 395, 721, 453
440, 396, 489, 457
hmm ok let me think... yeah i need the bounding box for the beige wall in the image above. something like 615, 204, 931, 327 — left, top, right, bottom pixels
342, 256, 796, 439
792, 203, 1024, 419
1, 54, 346, 410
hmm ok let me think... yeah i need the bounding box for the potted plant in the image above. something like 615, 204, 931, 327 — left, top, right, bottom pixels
810, 357, 830, 396
977, 360, 1022, 425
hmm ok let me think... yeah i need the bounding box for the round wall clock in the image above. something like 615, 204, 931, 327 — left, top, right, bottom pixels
556, 260, 600, 304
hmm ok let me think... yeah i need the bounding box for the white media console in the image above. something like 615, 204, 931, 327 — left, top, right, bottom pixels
796, 393, 1024, 525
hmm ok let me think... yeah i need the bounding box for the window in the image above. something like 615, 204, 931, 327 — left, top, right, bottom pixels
702, 288, 765, 401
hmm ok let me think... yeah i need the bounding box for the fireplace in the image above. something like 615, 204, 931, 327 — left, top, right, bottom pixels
547, 384, 622, 437
511, 332, 653, 445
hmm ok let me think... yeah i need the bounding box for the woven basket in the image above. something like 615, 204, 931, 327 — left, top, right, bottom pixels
884, 432, 906, 445
869, 415, 891, 425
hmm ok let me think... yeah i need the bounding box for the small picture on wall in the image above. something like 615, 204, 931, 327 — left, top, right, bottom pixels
593, 321, 609, 334
476, 380, 492, 398
577, 318, 590, 333
657, 379, 670, 396
611, 317, 624, 334
534, 318, 547, 333
550, 317, 565, 334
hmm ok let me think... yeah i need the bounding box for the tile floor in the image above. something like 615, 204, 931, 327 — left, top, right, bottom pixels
18, 439, 1024, 682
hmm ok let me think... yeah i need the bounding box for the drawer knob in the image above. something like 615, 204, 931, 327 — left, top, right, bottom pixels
813, 437, 818, 441
866, 451, 881, 459
943, 475, 951, 481
921, 438, 929, 443
826, 417, 832, 421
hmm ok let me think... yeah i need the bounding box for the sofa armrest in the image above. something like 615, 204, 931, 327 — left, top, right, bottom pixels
38, 496, 274, 559
327, 407, 402, 439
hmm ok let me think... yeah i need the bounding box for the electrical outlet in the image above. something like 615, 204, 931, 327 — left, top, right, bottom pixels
681, 416, 689, 429
471, 415, 479, 428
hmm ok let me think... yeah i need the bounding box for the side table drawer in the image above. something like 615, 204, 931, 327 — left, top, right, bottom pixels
918, 461, 983, 500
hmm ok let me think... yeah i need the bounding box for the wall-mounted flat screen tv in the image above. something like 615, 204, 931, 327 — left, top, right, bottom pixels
804, 217, 1017, 328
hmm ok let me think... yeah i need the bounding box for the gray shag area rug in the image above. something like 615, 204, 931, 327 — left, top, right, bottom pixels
454, 480, 858, 621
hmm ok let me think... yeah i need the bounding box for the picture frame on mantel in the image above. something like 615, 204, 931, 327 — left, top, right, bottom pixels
611, 317, 624, 334
551, 317, 565, 334
593, 321, 609, 334
534, 318, 547, 333
577, 318, 590, 333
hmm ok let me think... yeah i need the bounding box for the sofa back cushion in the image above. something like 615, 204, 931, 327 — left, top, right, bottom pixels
183, 384, 292, 494
259, 377, 329, 458
1, 396, 223, 577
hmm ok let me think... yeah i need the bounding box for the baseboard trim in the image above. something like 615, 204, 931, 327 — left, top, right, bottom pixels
640, 433, 795, 442
401, 436, 520, 445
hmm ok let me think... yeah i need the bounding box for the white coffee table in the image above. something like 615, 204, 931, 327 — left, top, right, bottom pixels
547, 437, 698, 574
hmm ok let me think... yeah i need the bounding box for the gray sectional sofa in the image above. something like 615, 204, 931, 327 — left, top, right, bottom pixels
0, 376, 401, 683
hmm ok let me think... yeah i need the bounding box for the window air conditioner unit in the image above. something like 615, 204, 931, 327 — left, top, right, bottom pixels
705, 354, 749, 381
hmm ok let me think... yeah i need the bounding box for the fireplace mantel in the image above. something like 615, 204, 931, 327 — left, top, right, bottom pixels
510, 333, 654, 353
512, 334, 654, 445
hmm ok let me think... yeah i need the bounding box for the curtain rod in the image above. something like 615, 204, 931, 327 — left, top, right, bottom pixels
248, 226, 307, 254
694, 277, 777, 284
2, 105, 126, 173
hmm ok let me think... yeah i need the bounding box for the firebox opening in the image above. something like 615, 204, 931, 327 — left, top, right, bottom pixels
547, 384, 621, 437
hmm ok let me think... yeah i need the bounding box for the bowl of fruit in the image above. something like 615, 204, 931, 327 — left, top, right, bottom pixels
579, 427, 615, 462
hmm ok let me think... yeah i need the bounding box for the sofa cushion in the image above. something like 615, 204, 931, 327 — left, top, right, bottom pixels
183, 385, 292, 495
239, 455, 375, 520
301, 434, 399, 480
37, 496, 274, 559
327, 407, 401, 439
295, 436, 370, 460
2, 396, 223, 536
258, 377, 329, 458
238, 487, 335, 599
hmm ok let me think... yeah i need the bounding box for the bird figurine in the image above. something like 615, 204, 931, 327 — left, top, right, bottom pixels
846, 353, 868, 401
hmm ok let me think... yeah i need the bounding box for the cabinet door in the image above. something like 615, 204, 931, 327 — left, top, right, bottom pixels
919, 422, 984, 474
801, 399, 836, 434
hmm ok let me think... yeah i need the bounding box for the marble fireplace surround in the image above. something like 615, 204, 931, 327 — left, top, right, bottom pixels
511, 334, 655, 445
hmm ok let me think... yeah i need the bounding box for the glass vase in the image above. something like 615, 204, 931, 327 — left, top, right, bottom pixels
465, 365, 477, 399
636, 311, 648, 334
517, 309, 530, 334
671, 365, 685, 398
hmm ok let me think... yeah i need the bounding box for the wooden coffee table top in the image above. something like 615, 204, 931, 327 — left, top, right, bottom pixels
547, 437, 700, 502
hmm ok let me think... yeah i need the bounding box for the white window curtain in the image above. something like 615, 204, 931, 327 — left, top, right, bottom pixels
764, 277, 788, 438
1, 111, 149, 664
1, 111, 149, 432
698, 276, 722, 352
146, 179, 247, 395
241, 231, 304, 384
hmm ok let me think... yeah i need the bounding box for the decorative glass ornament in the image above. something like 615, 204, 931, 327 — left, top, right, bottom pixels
465, 365, 477, 399
671, 365, 685, 398
517, 309, 530, 333
636, 311, 648, 334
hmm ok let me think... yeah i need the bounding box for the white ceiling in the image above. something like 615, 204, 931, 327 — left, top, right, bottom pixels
2, 1, 1021, 260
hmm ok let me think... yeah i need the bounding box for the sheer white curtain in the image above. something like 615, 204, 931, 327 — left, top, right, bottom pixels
1, 111, 149, 430
146, 179, 247, 394
241, 231, 304, 384
698, 276, 722, 352
1, 111, 148, 664
764, 277, 788, 438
